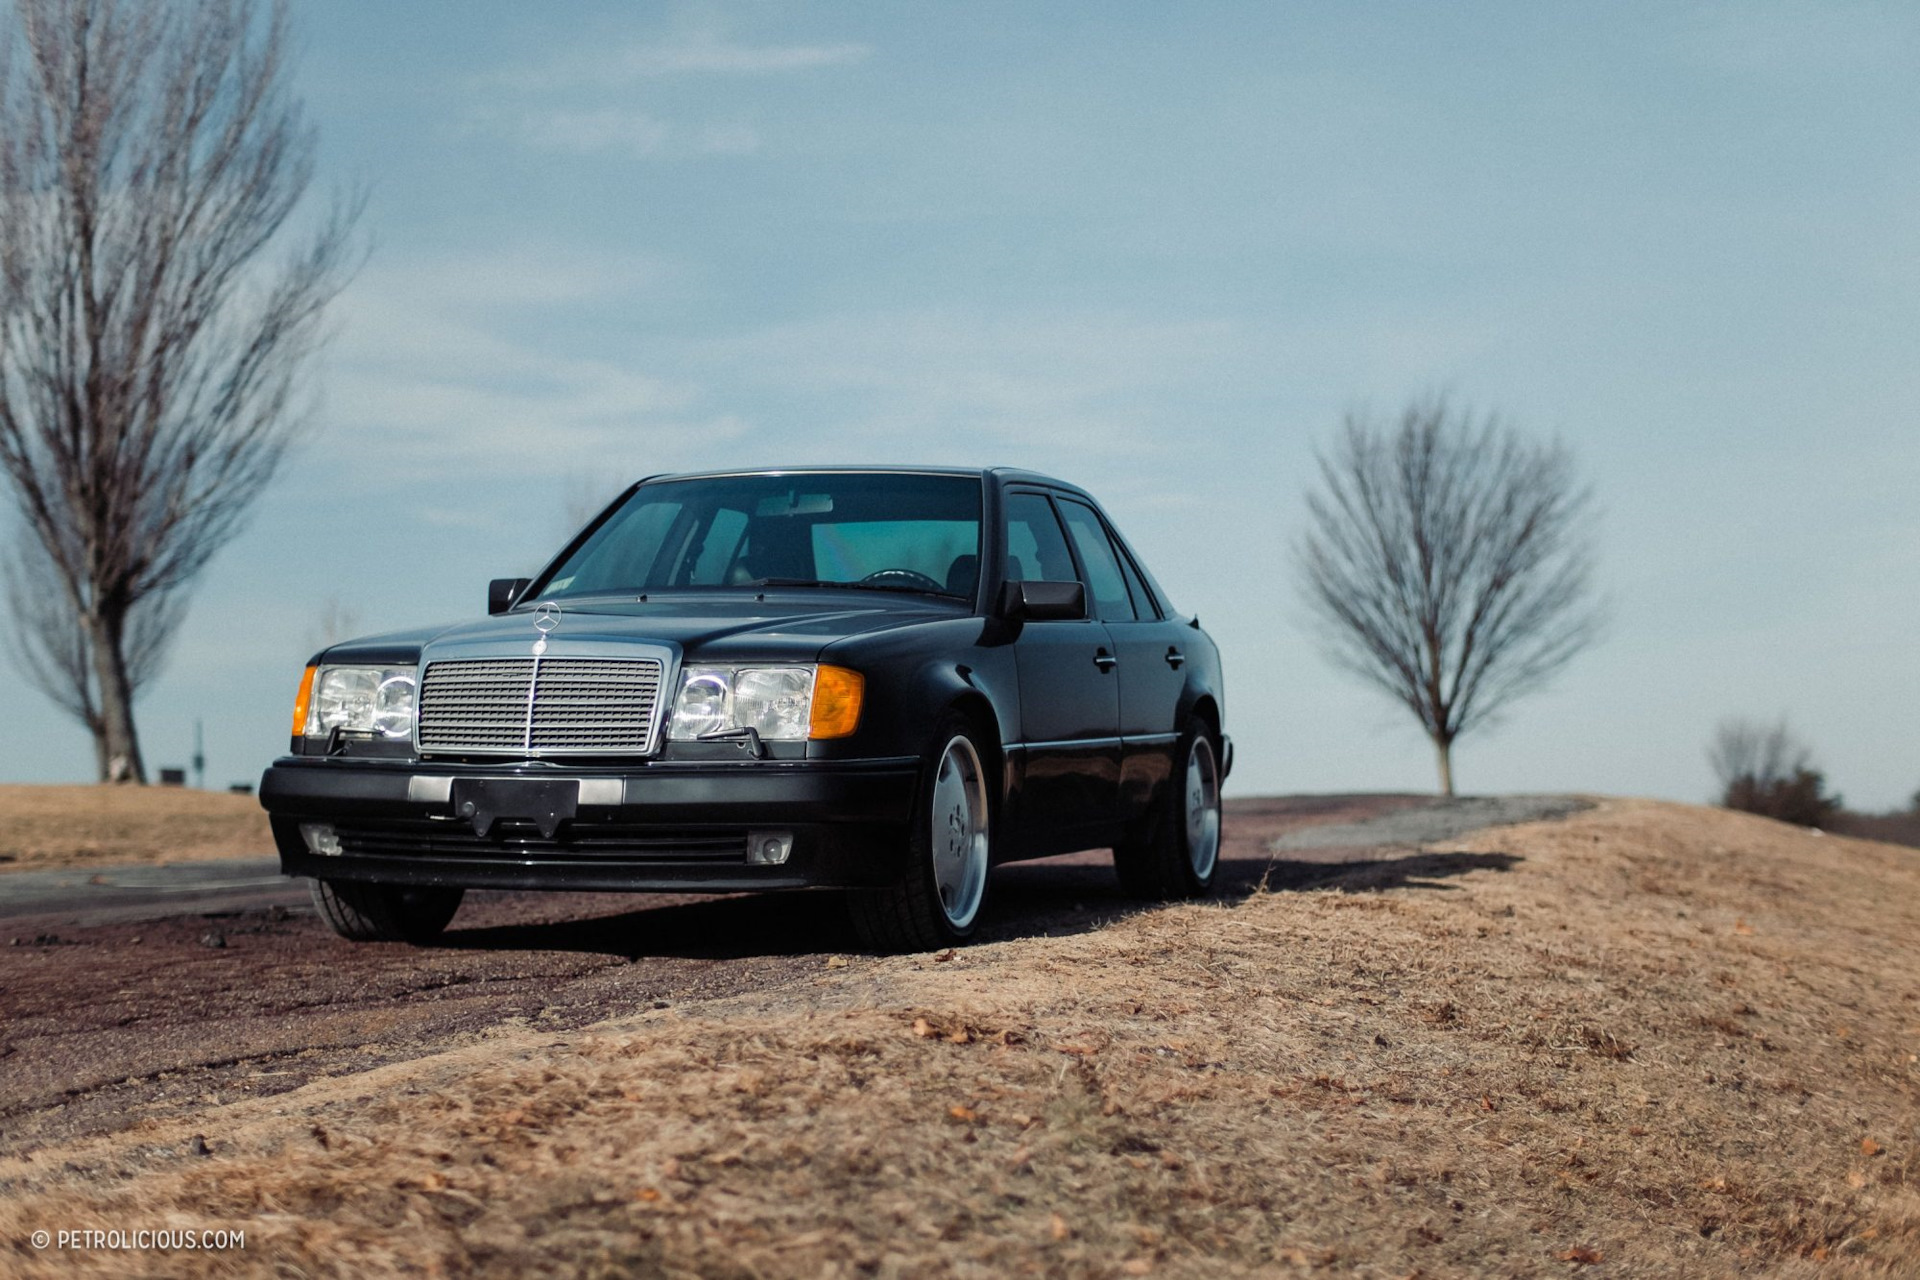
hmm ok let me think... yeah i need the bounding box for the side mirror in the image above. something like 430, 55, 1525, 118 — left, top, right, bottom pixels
999, 579, 1087, 622
488, 577, 531, 615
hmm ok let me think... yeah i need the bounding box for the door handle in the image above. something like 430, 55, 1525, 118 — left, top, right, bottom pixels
1165, 647, 1184, 669
1093, 649, 1118, 673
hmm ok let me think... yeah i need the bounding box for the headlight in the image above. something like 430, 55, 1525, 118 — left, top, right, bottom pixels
304, 665, 417, 739
734, 667, 813, 739
668, 664, 863, 742
670, 668, 735, 738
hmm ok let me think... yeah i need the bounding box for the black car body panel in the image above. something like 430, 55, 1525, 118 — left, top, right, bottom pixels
261, 467, 1227, 894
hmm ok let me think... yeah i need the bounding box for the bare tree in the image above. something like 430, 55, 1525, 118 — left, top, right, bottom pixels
1296, 397, 1605, 795
561, 466, 622, 538
308, 593, 359, 654
1708, 717, 1809, 794
1708, 716, 1840, 827
0, 0, 358, 781
3, 531, 181, 778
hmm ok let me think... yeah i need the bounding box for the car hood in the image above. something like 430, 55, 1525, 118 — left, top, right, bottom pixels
317, 592, 967, 667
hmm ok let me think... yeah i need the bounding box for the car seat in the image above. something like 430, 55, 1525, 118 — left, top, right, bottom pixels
944, 554, 978, 597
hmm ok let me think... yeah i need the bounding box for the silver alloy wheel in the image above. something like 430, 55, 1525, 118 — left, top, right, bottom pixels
929, 734, 990, 930
1185, 735, 1221, 881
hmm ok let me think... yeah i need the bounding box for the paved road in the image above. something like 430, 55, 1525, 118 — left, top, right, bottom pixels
0, 794, 1587, 926
0, 859, 298, 926
0, 794, 1575, 1157
1271, 794, 1589, 851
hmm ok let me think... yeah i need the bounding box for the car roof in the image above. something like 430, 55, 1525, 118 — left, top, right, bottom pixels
642, 465, 1094, 500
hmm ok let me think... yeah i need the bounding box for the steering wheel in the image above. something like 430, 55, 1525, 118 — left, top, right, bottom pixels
858, 568, 945, 591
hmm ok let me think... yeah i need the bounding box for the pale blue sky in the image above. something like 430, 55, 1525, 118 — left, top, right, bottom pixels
3, 1, 1916, 807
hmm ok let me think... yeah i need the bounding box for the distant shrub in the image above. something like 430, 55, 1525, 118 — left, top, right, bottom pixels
1722, 768, 1841, 828
1708, 717, 1842, 828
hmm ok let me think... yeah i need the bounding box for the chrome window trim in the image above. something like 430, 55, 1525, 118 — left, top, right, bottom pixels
526, 470, 988, 608
1010, 735, 1124, 751
1003, 732, 1177, 752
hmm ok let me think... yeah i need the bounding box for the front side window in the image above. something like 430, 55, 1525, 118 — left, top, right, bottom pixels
538, 473, 983, 601
1004, 492, 1077, 583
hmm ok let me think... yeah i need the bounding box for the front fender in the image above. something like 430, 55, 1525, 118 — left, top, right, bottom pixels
810, 618, 1020, 771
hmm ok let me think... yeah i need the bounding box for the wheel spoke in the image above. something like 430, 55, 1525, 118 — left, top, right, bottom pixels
927, 735, 988, 929
1185, 737, 1220, 880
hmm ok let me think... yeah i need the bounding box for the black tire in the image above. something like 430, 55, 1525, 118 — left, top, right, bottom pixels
849, 711, 995, 953
309, 878, 464, 944
1113, 716, 1222, 899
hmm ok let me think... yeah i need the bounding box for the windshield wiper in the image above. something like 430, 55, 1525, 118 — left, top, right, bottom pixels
751, 578, 968, 601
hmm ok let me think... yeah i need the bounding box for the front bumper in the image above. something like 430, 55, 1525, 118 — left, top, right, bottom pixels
260, 756, 922, 893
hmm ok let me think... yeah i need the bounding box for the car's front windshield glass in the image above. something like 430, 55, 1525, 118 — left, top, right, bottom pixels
537, 473, 984, 602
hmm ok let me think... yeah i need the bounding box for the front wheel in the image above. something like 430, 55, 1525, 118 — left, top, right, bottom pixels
1113, 718, 1222, 899
850, 714, 994, 952
310, 878, 464, 944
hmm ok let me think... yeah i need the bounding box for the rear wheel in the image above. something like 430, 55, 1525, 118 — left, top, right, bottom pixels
1113, 717, 1221, 899
850, 713, 993, 952
309, 879, 464, 944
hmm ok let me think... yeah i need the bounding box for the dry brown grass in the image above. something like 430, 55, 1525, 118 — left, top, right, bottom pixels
2, 799, 1917, 1277
0, 784, 270, 872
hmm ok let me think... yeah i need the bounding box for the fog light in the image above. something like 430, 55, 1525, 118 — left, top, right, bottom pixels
300, 822, 343, 856
746, 830, 794, 866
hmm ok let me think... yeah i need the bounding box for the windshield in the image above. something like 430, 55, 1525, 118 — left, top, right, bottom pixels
536, 473, 984, 602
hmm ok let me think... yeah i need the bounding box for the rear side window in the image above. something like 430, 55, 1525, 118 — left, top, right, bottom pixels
1057, 498, 1137, 621
1110, 534, 1158, 619
1004, 493, 1077, 582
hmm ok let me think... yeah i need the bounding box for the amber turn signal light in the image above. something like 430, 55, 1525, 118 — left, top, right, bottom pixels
809, 665, 864, 739
291, 665, 317, 737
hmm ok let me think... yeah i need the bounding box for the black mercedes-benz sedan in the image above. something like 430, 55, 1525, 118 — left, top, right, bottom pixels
261, 466, 1229, 952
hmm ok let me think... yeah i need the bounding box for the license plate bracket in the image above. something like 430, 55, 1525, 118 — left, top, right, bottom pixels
451, 777, 579, 840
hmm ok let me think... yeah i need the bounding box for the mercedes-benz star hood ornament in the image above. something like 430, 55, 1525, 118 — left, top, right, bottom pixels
531, 601, 561, 656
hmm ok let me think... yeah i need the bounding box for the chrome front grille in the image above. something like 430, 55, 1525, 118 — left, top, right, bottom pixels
418, 659, 533, 752
417, 657, 665, 755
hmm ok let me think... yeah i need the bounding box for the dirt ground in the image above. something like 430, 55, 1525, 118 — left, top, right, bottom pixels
0, 785, 271, 873
0, 795, 1423, 1158
2, 797, 1917, 1277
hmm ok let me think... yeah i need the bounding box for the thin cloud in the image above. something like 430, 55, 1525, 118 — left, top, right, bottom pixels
476, 31, 848, 157
520, 109, 671, 156
500, 108, 760, 159
351, 252, 678, 310
668, 308, 1274, 474
609, 38, 871, 77
500, 36, 871, 91
695, 122, 762, 156
324, 264, 747, 479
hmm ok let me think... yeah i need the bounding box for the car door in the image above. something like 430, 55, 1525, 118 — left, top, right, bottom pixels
1054, 497, 1186, 824
1004, 490, 1121, 849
